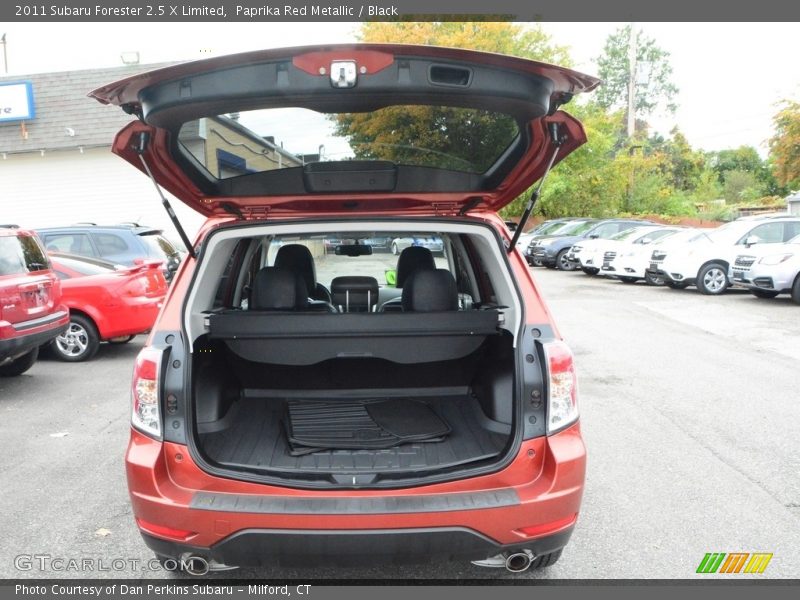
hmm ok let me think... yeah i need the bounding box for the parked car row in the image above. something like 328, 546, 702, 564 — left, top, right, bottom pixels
0, 223, 171, 376
523, 214, 800, 303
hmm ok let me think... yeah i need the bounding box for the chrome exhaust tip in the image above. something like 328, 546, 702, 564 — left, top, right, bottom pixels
472, 549, 535, 572
505, 550, 534, 572
181, 554, 211, 577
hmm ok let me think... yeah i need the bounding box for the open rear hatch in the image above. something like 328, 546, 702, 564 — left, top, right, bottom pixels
94, 45, 597, 488
90, 44, 599, 218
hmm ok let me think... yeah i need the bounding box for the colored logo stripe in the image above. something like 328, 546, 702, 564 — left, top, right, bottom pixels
744, 553, 773, 574
697, 553, 726, 573
696, 552, 772, 574
719, 553, 749, 573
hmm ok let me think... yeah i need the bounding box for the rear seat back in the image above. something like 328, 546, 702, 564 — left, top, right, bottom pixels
250, 267, 308, 311
251, 266, 336, 313
401, 269, 459, 312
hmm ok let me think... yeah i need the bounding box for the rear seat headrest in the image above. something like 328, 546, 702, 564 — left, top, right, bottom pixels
396, 246, 436, 288
331, 276, 379, 312
401, 269, 459, 312
274, 244, 317, 294
250, 267, 308, 311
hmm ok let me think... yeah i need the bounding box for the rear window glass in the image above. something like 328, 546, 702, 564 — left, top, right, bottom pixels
558, 221, 595, 236
93, 233, 130, 254
141, 234, 178, 259
52, 256, 114, 277
0, 235, 49, 275
178, 105, 519, 178
43, 233, 95, 256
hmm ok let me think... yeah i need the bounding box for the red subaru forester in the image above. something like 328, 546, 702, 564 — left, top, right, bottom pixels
91, 44, 597, 574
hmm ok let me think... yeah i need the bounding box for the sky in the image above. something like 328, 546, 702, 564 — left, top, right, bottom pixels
1, 21, 798, 156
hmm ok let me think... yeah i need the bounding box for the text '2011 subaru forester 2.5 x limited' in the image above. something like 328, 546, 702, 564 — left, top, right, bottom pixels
90, 44, 598, 574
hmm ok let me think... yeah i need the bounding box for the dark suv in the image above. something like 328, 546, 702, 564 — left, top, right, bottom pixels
92, 44, 598, 574
36, 224, 181, 281
0, 226, 69, 376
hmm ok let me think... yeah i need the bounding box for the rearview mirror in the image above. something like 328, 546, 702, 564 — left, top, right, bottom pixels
385, 269, 397, 286
335, 244, 373, 257
743, 235, 759, 248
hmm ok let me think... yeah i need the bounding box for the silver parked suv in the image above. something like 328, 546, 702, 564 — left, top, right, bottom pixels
730, 233, 800, 303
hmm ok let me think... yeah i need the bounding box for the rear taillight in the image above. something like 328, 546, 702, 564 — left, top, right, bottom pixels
131, 347, 163, 439
543, 340, 579, 434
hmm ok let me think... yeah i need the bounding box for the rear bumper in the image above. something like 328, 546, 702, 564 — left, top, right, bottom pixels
95, 297, 163, 339
126, 424, 586, 567
0, 310, 69, 361
141, 524, 575, 568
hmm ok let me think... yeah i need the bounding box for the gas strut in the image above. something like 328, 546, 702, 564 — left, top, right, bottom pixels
508, 122, 565, 253
135, 131, 197, 259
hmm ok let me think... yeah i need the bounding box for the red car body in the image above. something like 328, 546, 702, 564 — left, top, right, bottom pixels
50, 254, 167, 340
91, 44, 598, 572
0, 227, 69, 376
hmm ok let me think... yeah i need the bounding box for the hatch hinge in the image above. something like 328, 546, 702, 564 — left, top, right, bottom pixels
432, 202, 461, 217
242, 206, 271, 221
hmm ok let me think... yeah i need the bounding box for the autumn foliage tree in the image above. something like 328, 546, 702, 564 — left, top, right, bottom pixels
769, 101, 800, 190
333, 23, 572, 172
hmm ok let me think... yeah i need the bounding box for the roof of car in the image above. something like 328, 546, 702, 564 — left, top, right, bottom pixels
37, 224, 163, 235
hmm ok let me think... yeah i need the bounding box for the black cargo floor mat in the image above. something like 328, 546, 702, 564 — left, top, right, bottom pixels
199, 395, 507, 475
284, 398, 450, 455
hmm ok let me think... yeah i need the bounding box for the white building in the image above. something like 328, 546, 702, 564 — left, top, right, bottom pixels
787, 192, 800, 217
1, 63, 205, 241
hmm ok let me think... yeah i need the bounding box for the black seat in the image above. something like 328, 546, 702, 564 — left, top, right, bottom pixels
379, 246, 436, 312
250, 267, 307, 311
274, 244, 332, 303
250, 267, 336, 313
331, 276, 379, 312
395, 246, 436, 288
401, 269, 459, 312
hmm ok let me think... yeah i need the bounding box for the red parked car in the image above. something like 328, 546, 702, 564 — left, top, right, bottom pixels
47, 253, 167, 362
91, 44, 597, 574
0, 226, 69, 376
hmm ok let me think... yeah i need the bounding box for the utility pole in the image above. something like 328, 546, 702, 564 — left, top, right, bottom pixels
626, 23, 638, 138
1, 33, 8, 74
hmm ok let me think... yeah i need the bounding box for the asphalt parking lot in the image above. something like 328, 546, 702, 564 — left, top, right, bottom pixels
1, 267, 798, 580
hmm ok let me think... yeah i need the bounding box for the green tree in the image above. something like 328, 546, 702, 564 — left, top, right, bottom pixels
595, 25, 679, 124
769, 100, 800, 190
334, 23, 573, 176
532, 105, 629, 218
722, 170, 765, 204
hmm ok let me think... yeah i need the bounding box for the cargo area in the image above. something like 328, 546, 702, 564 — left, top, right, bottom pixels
191, 333, 516, 485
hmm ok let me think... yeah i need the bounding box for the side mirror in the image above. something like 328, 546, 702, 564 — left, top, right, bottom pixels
743, 235, 759, 248
588, 234, 599, 239
385, 269, 397, 286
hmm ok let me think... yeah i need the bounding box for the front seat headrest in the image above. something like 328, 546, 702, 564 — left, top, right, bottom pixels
250, 267, 308, 311
395, 246, 436, 288
331, 276, 379, 312
401, 269, 459, 312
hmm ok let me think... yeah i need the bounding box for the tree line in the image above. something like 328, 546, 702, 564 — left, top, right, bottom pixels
334, 22, 799, 221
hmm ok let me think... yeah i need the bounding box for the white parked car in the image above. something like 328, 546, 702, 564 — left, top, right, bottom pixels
569, 225, 664, 275
609, 228, 702, 285
598, 226, 683, 284
730, 234, 800, 303
649, 216, 800, 294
